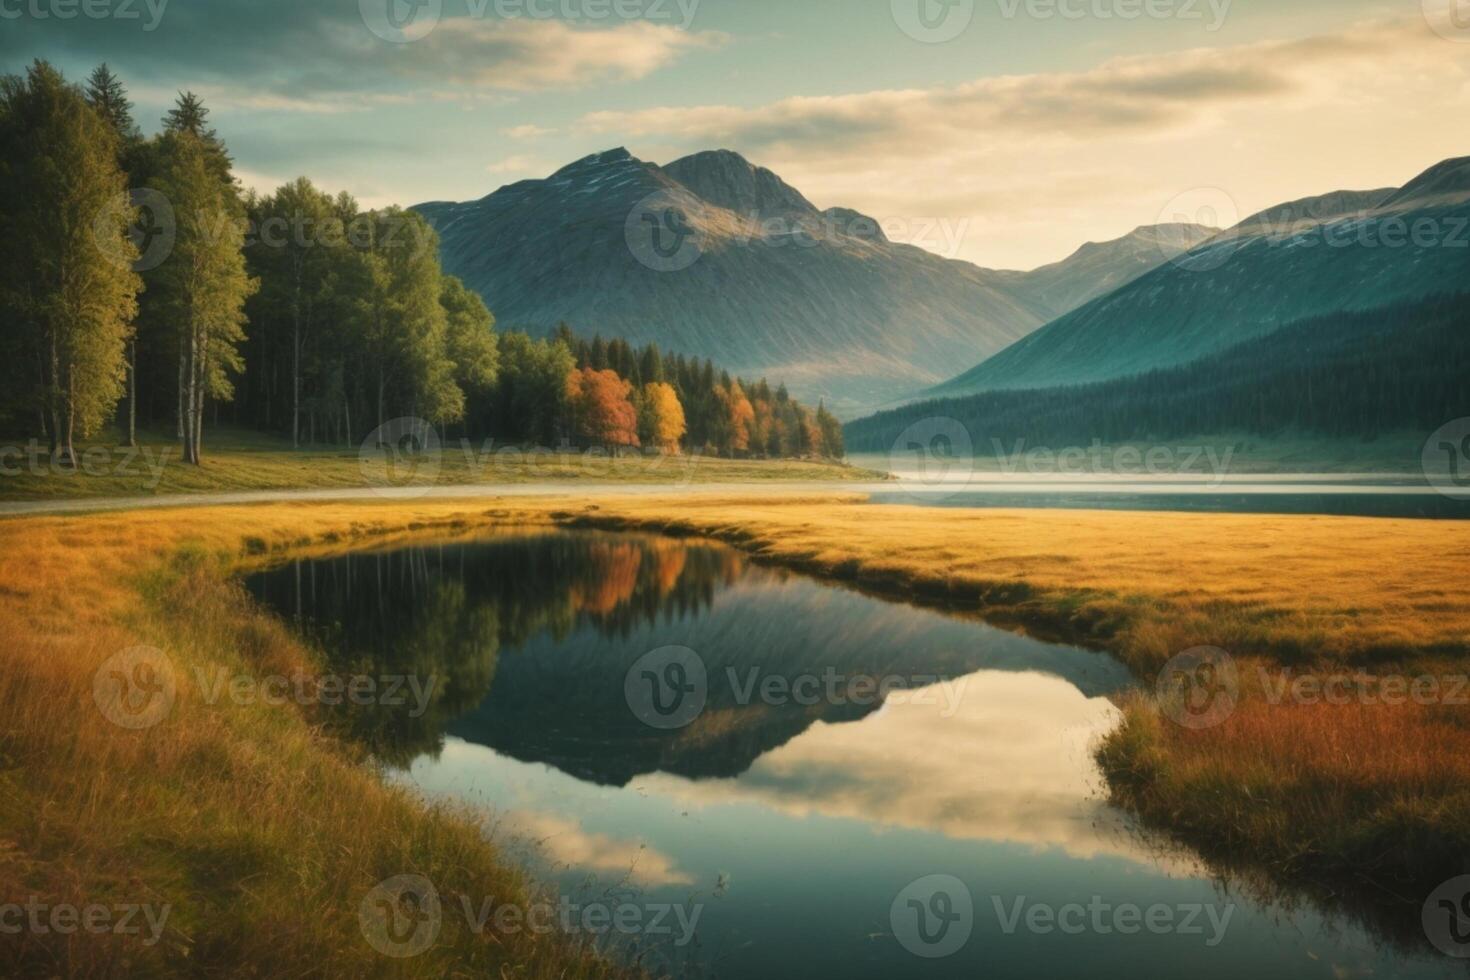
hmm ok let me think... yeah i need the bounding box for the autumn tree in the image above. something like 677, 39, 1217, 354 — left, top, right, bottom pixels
567, 367, 639, 451
0, 61, 141, 464
639, 381, 686, 453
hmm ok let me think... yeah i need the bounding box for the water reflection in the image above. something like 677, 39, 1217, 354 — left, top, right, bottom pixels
245, 531, 1128, 779
246, 531, 1461, 979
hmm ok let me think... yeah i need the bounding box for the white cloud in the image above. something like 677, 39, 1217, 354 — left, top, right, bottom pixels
584, 17, 1470, 267
392, 18, 726, 92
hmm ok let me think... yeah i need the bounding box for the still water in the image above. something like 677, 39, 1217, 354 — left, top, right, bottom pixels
245, 531, 1456, 978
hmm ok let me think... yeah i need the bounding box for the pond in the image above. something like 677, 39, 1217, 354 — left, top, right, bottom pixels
244, 530, 1457, 978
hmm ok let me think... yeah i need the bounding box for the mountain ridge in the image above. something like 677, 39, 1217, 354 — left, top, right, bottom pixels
930, 155, 1470, 400
414, 148, 1218, 414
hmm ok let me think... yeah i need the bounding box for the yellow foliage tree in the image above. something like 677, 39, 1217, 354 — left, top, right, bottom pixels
641, 382, 686, 453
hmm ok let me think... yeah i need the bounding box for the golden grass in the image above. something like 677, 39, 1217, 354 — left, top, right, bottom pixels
1, 494, 1467, 973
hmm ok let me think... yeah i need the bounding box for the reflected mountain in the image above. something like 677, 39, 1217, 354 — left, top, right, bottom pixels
244, 531, 1131, 783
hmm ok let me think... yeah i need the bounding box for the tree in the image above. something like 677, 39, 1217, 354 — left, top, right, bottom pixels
567, 368, 639, 450
85, 63, 138, 141
441, 275, 498, 394
0, 61, 141, 464
253, 177, 338, 446
816, 401, 844, 458
149, 129, 257, 464
639, 381, 686, 453
353, 208, 460, 431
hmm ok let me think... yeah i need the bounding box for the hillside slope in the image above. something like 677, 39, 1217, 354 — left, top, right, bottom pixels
415, 149, 1211, 413
932, 157, 1470, 398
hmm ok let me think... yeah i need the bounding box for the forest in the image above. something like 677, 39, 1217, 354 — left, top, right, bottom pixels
0, 61, 842, 465
844, 292, 1470, 453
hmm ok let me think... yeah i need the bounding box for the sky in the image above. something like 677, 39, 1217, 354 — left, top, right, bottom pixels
5, 0, 1469, 268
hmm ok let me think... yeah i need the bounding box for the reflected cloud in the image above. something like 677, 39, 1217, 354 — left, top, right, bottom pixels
495, 809, 694, 888
635, 670, 1174, 868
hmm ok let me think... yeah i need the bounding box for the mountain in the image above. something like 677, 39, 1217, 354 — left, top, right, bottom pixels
931, 157, 1470, 399
413, 148, 1210, 414
998, 223, 1217, 321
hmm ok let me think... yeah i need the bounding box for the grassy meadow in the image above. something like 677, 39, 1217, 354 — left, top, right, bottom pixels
0, 425, 877, 502
2, 494, 1467, 973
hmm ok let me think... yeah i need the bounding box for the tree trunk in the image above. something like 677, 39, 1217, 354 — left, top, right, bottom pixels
177, 345, 186, 441
292, 320, 300, 448
126, 337, 137, 447
344, 398, 352, 448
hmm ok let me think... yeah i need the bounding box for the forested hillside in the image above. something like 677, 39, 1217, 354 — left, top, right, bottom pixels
846, 293, 1470, 453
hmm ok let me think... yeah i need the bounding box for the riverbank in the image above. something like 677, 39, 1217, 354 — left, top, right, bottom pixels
2, 495, 1465, 972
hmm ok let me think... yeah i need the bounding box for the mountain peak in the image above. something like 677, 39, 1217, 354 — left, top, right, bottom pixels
664, 149, 818, 220
1379, 156, 1470, 209
549, 147, 642, 180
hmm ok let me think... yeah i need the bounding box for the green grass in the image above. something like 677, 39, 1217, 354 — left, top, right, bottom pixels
0, 425, 880, 501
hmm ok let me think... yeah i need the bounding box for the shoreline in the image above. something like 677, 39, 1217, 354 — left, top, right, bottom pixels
2, 495, 1466, 972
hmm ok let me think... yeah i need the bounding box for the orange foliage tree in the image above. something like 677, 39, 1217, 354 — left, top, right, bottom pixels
566, 368, 640, 449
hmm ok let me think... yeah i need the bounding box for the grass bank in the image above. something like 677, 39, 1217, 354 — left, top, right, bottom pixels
0, 425, 876, 501
1, 495, 1466, 972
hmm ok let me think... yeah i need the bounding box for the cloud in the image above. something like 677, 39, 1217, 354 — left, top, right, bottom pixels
398, 18, 724, 92
0, 2, 722, 106
497, 809, 694, 888
585, 18, 1448, 154
585, 16, 1470, 267
504, 123, 556, 139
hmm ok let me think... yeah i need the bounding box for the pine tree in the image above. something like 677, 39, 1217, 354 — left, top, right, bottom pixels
85, 63, 137, 141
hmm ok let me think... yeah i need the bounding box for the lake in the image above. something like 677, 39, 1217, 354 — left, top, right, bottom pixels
848, 453, 1470, 519
244, 530, 1458, 978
